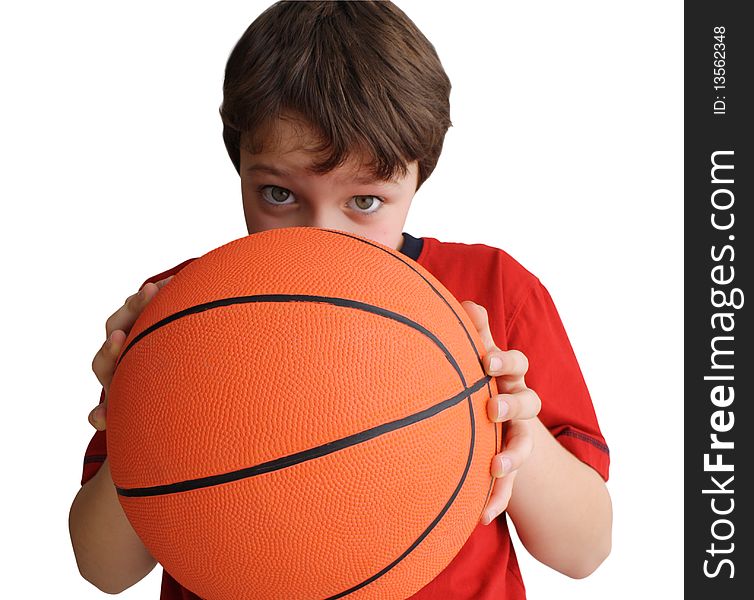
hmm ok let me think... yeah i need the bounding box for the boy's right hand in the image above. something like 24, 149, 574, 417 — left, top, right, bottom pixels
89, 276, 174, 431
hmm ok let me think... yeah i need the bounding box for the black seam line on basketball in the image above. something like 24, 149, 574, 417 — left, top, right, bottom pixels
326, 378, 478, 600
317, 228, 494, 402
115, 374, 490, 498
117, 295, 468, 390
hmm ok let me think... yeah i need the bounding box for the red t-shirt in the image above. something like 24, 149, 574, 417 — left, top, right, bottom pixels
81, 232, 609, 599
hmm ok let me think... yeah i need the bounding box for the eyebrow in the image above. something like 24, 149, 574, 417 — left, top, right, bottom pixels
245, 162, 392, 186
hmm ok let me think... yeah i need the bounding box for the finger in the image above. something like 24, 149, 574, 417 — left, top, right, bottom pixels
91, 329, 127, 392
104, 281, 160, 339
486, 348, 529, 381
487, 389, 542, 422
88, 404, 107, 431
480, 471, 518, 525
88, 405, 99, 428
491, 420, 535, 477
155, 275, 174, 289
461, 301, 497, 354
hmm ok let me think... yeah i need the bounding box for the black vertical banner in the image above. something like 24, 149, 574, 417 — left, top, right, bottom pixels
685, 3, 753, 598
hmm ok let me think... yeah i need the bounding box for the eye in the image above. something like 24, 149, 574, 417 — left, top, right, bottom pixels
258, 185, 294, 205
350, 196, 383, 216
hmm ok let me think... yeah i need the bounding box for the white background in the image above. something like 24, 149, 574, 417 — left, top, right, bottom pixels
1, 1, 683, 598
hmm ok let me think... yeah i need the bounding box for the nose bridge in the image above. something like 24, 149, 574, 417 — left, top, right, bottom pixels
307, 192, 344, 229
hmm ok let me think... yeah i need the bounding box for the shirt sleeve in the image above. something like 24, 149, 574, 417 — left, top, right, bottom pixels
506, 279, 610, 481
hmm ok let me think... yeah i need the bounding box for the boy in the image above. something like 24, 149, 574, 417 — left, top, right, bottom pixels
69, 2, 612, 598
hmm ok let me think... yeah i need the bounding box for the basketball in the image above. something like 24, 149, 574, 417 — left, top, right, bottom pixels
107, 227, 501, 600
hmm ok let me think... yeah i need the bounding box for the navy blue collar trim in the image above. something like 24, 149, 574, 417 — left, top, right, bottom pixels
399, 232, 423, 261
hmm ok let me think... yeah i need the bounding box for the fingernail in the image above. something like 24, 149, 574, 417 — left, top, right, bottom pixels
489, 356, 502, 372
483, 510, 495, 525
498, 398, 509, 420
493, 456, 511, 477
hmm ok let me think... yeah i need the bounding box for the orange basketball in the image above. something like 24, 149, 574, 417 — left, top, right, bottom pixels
108, 227, 500, 600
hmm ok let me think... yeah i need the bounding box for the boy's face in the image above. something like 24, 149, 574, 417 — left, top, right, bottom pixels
239, 116, 418, 252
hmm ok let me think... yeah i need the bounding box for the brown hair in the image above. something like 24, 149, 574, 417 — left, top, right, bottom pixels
219, 0, 451, 190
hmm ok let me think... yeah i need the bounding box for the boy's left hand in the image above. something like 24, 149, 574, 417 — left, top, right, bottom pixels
460, 301, 542, 526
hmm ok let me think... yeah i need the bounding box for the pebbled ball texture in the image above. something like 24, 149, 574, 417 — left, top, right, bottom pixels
108, 227, 500, 600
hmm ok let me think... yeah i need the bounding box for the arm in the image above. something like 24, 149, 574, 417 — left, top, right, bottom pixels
69, 458, 157, 593
70, 278, 173, 593
506, 417, 612, 578
461, 300, 612, 579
